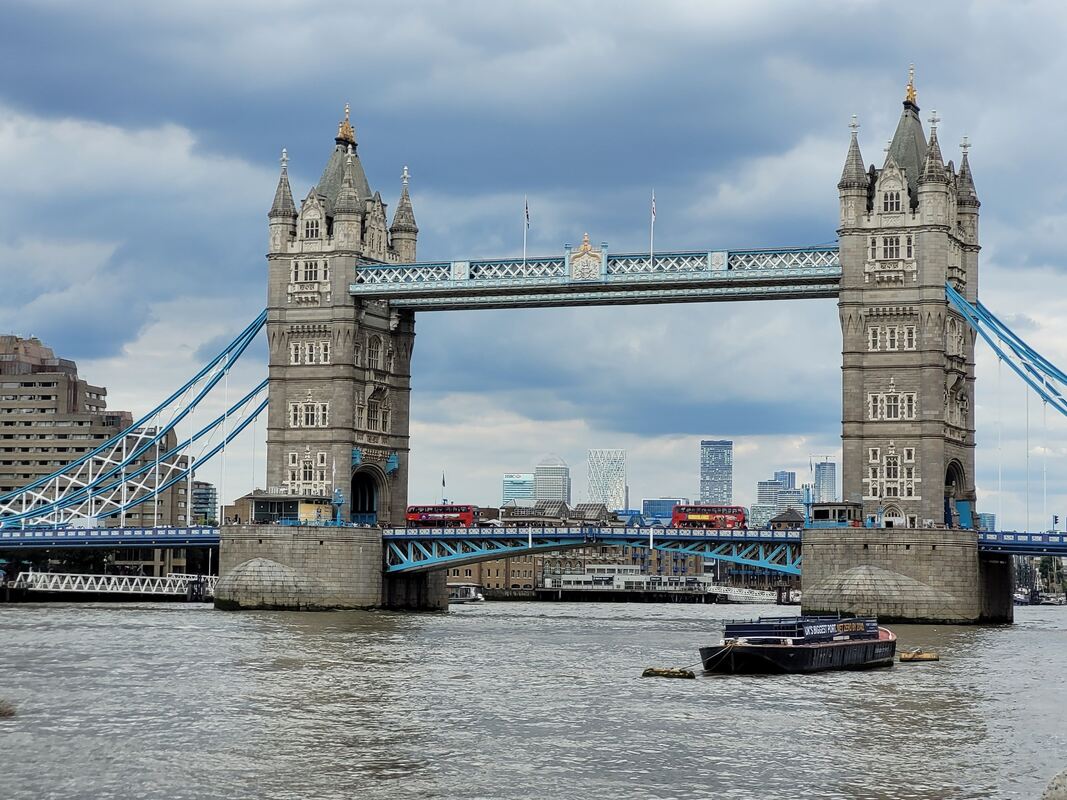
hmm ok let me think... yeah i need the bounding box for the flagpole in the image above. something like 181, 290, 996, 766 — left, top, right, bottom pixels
649, 189, 656, 269
523, 194, 529, 267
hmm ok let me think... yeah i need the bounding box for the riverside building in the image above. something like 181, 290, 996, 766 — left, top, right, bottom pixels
0, 335, 189, 574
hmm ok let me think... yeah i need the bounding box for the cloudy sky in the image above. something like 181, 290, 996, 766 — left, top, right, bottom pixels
4, 0, 1067, 528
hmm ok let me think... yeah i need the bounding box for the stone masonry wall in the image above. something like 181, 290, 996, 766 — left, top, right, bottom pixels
216, 524, 383, 610
801, 528, 1011, 623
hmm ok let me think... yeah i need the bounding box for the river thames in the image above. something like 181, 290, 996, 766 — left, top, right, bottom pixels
1, 601, 1064, 799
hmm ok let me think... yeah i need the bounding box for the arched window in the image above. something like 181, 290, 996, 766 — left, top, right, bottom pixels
304, 219, 320, 239
883, 191, 901, 212
368, 337, 381, 369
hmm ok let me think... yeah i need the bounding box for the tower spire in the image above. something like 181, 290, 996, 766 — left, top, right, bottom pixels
838, 114, 868, 190
957, 136, 980, 207
920, 110, 946, 184
335, 144, 362, 214
905, 63, 918, 108
268, 146, 296, 218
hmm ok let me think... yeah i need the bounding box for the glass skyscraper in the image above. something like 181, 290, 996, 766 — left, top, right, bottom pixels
699, 440, 733, 504
773, 470, 796, 490
534, 455, 571, 504
501, 473, 535, 504
814, 461, 837, 502
587, 449, 627, 510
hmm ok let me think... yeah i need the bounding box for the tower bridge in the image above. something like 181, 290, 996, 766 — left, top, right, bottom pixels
2, 73, 1058, 621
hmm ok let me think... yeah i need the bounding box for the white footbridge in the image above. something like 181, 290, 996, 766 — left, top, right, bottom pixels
10, 571, 218, 599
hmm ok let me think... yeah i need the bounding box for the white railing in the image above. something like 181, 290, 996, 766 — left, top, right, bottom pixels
11, 571, 218, 597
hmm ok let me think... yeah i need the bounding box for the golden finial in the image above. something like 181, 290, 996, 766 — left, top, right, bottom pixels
905, 64, 917, 104
336, 102, 355, 145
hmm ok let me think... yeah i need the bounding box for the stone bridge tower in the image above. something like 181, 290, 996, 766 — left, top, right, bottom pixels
837, 72, 980, 529
264, 106, 418, 525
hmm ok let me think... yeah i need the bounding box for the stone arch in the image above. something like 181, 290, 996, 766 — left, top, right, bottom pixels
350, 465, 387, 525
944, 459, 967, 527
882, 504, 905, 529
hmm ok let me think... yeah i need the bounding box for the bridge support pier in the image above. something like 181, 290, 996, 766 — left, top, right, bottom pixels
801, 528, 1013, 624
214, 525, 446, 611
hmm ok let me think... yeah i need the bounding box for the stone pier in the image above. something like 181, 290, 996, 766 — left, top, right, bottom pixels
214, 525, 446, 611
801, 528, 1013, 624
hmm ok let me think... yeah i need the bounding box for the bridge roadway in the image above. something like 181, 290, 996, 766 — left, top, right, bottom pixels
1, 526, 1065, 575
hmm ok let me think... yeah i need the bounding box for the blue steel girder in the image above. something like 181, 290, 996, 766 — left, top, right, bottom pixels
0, 527, 220, 549
382, 527, 803, 575
351, 247, 841, 311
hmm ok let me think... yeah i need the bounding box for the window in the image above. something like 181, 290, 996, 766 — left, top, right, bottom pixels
381, 407, 390, 433
302, 462, 314, 482
304, 219, 320, 239
869, 466, 879, 480
290, 341, 301, 365
906, 235, 913, 259
882, 236, 900, 259
353, 342, 361, 367
869, 448, 880, 463
367, 402, 380, 431
868, 327, 881, 351
289, 401, 330, 428
316, 452, 327, 468
288, 452, 299, 467
303, 260, 319, 282
870, 237, 877, 260
903, 447, 915, 462
885, 456, 899, 480
886, 327, 899, 351
883, 191, 901, 212
904, 394, 916, 419
885, 394, 900, 420
904, 326, 916, 350
306, 342, 319, 364
368, 337, 381, 370
291, 263, 300, 283
320, 341, 330, 364
323, 261, 330, 281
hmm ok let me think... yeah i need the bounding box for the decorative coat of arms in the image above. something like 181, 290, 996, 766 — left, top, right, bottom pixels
569, 233, 602, 281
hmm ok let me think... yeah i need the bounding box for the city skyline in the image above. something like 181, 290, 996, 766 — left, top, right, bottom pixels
5, 3, 1067, 529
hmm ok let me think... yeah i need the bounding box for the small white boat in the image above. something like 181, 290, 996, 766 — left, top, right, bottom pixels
448, 583, 485, 604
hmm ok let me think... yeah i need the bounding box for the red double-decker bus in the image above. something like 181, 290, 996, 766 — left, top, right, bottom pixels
671, 505, 747, 529
405, 504, 476, 528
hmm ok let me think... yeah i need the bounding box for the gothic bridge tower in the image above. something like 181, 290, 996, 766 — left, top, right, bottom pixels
265, 105, 419, 525
837, 71, 980, 530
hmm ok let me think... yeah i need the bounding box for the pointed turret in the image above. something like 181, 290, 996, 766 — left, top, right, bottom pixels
335, 146, 362, 214
919, 111, 947, 184
390, 166, 418, 262
957, 137, 979, 208
333, 146, 364, 251
885, 66, 927, 205
838, 116, 869, 190
269, 148, 297, 219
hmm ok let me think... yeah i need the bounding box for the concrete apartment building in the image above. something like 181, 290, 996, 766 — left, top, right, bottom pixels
0, 335, 190, 574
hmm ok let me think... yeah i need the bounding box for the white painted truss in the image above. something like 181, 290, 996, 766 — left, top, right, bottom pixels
12, 571, 219, 597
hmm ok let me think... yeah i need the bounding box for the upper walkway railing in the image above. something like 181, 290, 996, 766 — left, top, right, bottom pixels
350, 246, 841, 310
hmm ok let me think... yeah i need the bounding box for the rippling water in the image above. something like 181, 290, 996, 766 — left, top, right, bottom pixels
1, 601, 1065, 799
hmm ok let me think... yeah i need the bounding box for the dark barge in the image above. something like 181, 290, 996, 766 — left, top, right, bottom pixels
699, 615, 896, 674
